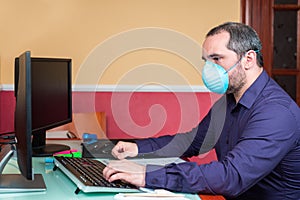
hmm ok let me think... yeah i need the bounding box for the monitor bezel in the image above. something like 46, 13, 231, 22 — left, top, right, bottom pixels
14, 51, 33, 180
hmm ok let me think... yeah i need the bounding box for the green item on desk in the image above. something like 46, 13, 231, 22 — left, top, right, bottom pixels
54, 152, 82, 158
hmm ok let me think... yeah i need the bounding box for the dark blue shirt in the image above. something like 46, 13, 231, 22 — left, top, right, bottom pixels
136, 71, 300, 199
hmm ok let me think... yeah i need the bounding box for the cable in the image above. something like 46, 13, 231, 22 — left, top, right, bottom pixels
0, 137, 16, 145
0, 132, 15, 140
0, 135, 15, 139
0, 131, 15, 136
0, 140, 17, 145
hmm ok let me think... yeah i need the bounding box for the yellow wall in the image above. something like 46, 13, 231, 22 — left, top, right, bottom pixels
0, 0, 240, 86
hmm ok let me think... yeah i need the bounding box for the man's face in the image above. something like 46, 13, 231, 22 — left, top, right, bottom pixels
202, 31, 246, 94
202, 31, 239, 72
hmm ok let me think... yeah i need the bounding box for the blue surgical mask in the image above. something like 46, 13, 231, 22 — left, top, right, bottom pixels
201, 60, 240, 94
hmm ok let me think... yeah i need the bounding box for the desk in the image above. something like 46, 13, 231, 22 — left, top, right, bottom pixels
1, 140, 224, 200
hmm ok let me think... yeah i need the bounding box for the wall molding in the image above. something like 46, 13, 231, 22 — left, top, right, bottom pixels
0, 84, 209, 93
0, 84, 13, 91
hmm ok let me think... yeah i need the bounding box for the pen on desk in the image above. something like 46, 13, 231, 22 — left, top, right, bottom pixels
53, 149, 78, 156
54, 152, 82, 158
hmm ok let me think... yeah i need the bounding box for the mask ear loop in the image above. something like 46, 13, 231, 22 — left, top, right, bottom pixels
224, 56, 243, 74
223, 49, 260, 75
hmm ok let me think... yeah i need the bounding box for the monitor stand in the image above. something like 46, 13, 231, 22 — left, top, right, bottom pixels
31, 130, 71, 157
32, 144, 70, 157
0, 174, 46, 193
0, 148, 46, 193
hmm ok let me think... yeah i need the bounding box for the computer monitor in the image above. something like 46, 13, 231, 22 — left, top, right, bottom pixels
14, 51, 33, 180
14, 51, 72, 157
0, 51, 72, 192
0, 51, 46, 192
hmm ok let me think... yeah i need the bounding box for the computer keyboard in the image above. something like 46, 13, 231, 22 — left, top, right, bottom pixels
53, 156, 138, 194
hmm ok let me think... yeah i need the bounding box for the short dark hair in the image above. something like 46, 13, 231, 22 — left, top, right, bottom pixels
206, 22, 264, 67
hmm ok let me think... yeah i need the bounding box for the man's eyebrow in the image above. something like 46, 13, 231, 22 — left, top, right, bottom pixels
202, 53, 221, 60
208, 53, 221, 58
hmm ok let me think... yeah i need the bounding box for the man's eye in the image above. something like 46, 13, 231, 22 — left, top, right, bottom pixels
212, 57, 220, 61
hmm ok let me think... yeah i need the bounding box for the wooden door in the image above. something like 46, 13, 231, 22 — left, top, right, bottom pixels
241, 0, 300, 105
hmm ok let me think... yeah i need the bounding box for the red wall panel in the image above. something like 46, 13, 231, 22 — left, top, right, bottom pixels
1, 91, 214, 139
0, 91, 15, 134
73, 91, 213, 139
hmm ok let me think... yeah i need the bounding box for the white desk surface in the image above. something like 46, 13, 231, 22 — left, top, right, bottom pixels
1, 140, 201, 200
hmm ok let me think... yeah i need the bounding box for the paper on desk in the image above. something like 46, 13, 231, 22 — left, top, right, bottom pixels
46, 130, 69, 138
114, 189, 190, 200
114, 194, 189, 200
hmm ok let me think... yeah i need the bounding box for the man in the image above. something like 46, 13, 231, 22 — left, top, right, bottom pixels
103, 22, 300, 199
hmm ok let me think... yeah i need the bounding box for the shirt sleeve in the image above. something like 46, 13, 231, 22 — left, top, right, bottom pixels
144, 102, 299, 197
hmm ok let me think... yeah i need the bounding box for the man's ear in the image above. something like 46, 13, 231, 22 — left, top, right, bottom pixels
244, 50, 257, 70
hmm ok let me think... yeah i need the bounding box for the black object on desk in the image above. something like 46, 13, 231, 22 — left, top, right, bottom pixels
82, 139, 168, 159
82, 139, 118, 158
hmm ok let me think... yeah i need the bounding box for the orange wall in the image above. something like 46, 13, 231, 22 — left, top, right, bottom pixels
0, 0, 240, 86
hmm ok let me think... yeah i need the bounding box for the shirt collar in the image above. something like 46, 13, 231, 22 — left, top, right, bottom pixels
238, 70, 269, 109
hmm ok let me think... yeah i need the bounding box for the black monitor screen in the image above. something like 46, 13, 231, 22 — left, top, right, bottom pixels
31, 58, 71, 132
15, 52, 72, 157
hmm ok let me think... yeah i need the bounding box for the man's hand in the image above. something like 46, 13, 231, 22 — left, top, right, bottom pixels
103, 159, 146, 187
111, 141, 138, 159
